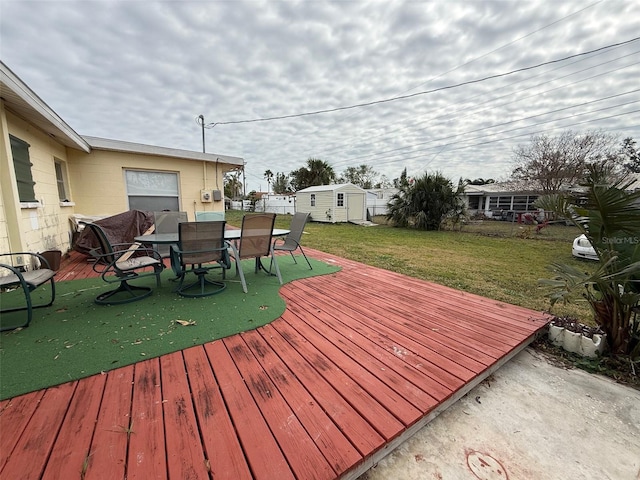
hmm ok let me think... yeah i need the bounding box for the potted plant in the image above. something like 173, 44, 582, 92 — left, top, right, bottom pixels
547, 316, 607, 358
39, 236, 62, 271
536, 164, 640, 358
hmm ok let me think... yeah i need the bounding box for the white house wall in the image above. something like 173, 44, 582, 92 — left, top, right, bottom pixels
296, 185, 367, 223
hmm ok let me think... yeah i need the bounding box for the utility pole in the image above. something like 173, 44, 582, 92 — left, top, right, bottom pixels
198, 114, 205, 153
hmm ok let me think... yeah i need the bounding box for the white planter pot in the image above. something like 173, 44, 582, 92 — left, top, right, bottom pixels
548, 325, 565, 346
580, 333, 606, 359
548, 325, 607, 358
563, 330, 582, 354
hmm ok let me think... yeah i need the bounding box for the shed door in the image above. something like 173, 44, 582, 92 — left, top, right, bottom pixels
347, 193, 364, 221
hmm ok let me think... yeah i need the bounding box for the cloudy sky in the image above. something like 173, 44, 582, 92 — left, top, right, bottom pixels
2, 0, 639, 192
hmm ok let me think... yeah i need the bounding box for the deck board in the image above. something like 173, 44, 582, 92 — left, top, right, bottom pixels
205, 340, 296, 480
161, 351, 211, 479
183, 347, 254, 480
241, 329, 362, 474
85, 365, 134, 480
0, 248, 550, 479
127, 358, 167, 480
43, 374, 107, 479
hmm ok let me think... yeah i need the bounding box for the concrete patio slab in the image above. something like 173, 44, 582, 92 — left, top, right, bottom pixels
359, 348, 640, 480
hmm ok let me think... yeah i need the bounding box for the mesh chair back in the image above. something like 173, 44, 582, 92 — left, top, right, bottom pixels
280, 212, 309, 249
195, 211, 225, 222
84, 223, 116, 265
154, 211, 188, 256
154, 211, 188, 232
238, 214, 276, 259
178, 221, 226, 265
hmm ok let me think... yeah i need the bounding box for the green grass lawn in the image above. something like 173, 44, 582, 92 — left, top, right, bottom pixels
225, 210, 594, 324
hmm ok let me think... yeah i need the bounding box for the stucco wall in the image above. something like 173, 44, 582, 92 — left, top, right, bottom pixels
3, 111, 75, 254
66, 149, 228, 220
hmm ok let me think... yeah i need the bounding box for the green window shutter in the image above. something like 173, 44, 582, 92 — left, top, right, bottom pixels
9, 135, 36, 202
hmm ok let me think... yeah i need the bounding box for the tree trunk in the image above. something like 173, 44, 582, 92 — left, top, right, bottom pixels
593, 297, 630, 355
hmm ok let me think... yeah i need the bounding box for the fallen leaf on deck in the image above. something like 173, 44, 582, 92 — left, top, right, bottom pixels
176, 319, 197, 326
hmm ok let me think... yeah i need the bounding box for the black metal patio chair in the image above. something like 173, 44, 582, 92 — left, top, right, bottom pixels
228, 213, 282, 293
83, 222, 164, 305
170, 221, 230, 297
0, 252, 56, 331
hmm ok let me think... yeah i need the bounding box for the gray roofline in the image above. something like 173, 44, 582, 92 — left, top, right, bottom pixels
0, 61, 90, 153
297, 182, 366, 193
83, 136, 244, 167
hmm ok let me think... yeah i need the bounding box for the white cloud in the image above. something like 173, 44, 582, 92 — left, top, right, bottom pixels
2, 0, 638, 191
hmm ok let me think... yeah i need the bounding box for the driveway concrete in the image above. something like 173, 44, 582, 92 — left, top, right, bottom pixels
359, 348, 640, 480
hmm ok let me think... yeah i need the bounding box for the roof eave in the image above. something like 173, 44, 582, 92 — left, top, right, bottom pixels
83, 135, 244, 167
0, 61, 90, 153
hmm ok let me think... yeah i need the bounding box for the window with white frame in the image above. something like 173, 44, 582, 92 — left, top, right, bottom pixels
125, 170, 180, 211
310, 194, 316, 207
337, 193, 344, 207
54, 159, 70, 202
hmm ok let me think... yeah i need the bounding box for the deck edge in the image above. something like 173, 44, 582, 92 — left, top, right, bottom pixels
339, 331, 544, 480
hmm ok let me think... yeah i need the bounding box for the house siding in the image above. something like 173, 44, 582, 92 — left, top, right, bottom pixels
296, 191, 334, 222
1, 110, 73, 254
1, 65, 242, 258
65, 149, 229, 220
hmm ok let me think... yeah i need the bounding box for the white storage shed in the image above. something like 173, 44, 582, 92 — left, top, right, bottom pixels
295, 183, 367, 223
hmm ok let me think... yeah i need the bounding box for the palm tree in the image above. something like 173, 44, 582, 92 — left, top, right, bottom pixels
306, 158, 334, 185
387, 171, 462, 231
290, 158, 335, 191
224, 172, 243, 199
264, 169, 274, 194
536, 164, 640, 355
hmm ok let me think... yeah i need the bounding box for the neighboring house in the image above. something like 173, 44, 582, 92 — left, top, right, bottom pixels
0, 61, 243, 258
295, 183, 367, 223
462, 181, 542, 219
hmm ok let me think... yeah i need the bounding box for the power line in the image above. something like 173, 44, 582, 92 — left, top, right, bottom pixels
206, 36, 640, 128
320, 51, 640, 162
331, 90, 640, 166
300, 0, 605, 149
360, 109, 640, 170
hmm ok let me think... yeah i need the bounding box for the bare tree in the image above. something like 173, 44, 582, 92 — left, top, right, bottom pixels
511, 130, 622, 192
339, 164, 378, 188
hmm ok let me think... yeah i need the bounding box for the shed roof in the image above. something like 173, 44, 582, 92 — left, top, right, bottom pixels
297, 183, 366, 193
464, 180, 542, 195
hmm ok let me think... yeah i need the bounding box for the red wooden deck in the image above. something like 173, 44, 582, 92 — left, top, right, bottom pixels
0, 249, 549, 480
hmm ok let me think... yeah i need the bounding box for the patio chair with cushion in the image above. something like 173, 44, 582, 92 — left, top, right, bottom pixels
0, 252, 56, 331
170, 220, 230, 297
83, 222, 164, 305
228, 213, 282, 293
153, 211, 188, 258
271, 212, 312, 271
